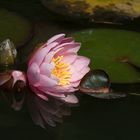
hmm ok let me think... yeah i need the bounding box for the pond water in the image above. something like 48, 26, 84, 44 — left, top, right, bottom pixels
0, 0, 140, 140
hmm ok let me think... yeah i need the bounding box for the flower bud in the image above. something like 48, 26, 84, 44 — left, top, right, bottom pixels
0, 71, 26, 110
0, 39, 17, 72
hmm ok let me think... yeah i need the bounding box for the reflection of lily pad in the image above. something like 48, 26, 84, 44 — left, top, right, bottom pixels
72, 29, 140, 83
0, 9, 32, 47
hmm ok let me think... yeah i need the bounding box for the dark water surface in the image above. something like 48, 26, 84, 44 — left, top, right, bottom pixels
0, 0, 140, 140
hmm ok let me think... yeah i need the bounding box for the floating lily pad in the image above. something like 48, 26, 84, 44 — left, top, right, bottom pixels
0, 9, 32, 47
41, 0, 140, 24
72, 29, 140, 83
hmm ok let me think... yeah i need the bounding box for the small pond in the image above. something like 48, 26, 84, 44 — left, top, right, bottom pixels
0, 0, 140, 140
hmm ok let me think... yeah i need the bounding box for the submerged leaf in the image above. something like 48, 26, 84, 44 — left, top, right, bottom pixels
119, 58, 140, 75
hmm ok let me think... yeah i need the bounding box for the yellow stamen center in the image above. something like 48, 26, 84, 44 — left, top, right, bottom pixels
51, 56, 71, 86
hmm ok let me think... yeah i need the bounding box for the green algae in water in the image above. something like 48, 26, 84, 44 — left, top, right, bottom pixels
0, 9, 32, 47
72, 29, 140, 83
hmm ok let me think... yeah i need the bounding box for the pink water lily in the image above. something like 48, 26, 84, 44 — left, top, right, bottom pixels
27, 34, 90, 104
0, 35, 90, 128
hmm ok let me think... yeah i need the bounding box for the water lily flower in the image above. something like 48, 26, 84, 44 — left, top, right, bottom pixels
27, 34, 90, 104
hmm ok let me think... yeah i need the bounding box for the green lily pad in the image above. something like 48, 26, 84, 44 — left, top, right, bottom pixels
0, 9, 32, 47
72, 29, 140, 83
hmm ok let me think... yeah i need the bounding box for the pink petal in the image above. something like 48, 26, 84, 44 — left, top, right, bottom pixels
70, 67, 90, 82
47, 34, 65, 45
54, 42, 81, 56
36, 74, 58, 88
60, 94, 79, 104
60, 37, 74, 44
40, 87, 66, 98
72, 56, 90, 72
12, 71, 26, 86
43, 51, 54, 63
50, 85, 77, 93
40, 62, 55, 77
62, 53, 77, 64
29, 47, 48, 66
27, 63, 40, 85
69, 56, 90, 82
29, 42, 58, 66
71, 80, 81, 87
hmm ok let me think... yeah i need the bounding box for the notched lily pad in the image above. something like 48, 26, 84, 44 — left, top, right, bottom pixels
0, 9, 32, 47
121, 59, 140, 75
72, 29, 140, 83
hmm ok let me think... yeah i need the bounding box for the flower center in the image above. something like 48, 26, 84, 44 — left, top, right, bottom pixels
51, 56, 71, 86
